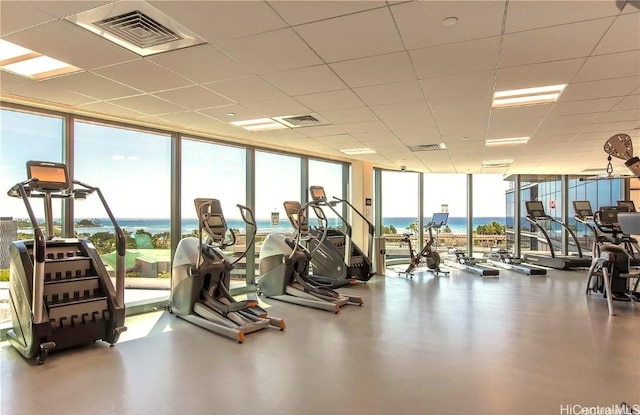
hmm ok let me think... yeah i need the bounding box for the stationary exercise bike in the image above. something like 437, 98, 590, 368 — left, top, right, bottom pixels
401, 212, 449, 277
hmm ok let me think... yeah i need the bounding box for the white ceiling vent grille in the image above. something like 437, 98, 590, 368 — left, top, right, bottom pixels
94, 11, 182, 49
66, 1, 204, 56
273, 114, 329, 128
408, 143, 447, 152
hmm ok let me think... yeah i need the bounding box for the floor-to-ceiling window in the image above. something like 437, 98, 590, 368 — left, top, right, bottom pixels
308, 158, 345, 228
381, 170, 419, 261
74, 120, 172, 299
423, 174, 468, 256
181, 138, 248, 288
0, 108, 64, 326
472, 174, 509, 255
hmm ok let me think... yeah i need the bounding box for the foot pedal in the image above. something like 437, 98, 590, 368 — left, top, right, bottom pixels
38, 341, 56, 364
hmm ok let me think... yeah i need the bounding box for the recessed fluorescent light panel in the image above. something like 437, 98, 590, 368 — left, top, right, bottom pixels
492, 84, 566, 108
485, 137, 530, 147
231, 118, 288, 131
0, 39, 81, 79
341, 148, 376, 156
482, 159, 513, 168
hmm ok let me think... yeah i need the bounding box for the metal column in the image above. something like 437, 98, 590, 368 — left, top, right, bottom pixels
467, 174, 473, 256
514, 175, 521, 258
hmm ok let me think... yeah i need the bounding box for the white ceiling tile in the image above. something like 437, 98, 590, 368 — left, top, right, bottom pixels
392, 1, 505, 50
612, 94, 640, 111
505, 1, 620, 33
0, 71, 36, 90
534, 123, 587, 136
411, 37, 501, 79
542, 113, 605, 127
0, 1, 55, 36
5, 83, 96, 106
394, 127, 443, 146
204, 76, 287, 103
547, 97, 622, 117
597, 12, 640, 54
78, 101, 147, 119
196, 105, 262, 122
41, 71, 141, 100
294, 89, 365, 112
330, 52, 416, 88
487, 118, 541, 139
495, 58, 585, 90
93, 60, 193, 93
371, 101, 436, 129
155, 111, 222, 128
490, 103, 554, 121
501, 18, 615, 67
319, 107, 378, 124
268, 1, 382, 25
153, 86, 234, 110
354, 80, 424, 106
420, 71, 496, 100
242, 98, 312, 118
297, 125, 346, 138
574, 51, 640, 82
561, 77, 640, 101
78, 102, 143, 119
217, 28, 323, 74
251, 129, 308, 142
295, 8, 404, 62
147, 45, 254, 84
29, 1, 112, 18
148, 1, 287, 42
5, 20, 140, 70
108, 95, 188, 116
314, 134, 361, 146
597, 109, 640, 123
337, 120, 389, 134
350, 130, 399, 143
262, 65, 347, 96
437, 121, 489, 137
429, 95, 492, 123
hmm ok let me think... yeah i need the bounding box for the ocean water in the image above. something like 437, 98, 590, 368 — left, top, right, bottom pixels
63, 216, 505, 236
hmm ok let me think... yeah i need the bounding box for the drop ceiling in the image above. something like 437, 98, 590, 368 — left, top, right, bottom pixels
0, 0, 639, 175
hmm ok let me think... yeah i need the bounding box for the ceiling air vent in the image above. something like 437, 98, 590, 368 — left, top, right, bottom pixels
408, 143, 447, 152
66, 1, 204, 56
273, 114, 329, 128
94, 11, 182, 49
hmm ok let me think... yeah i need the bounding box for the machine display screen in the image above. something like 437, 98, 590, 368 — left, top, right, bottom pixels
27, 161, 70, 190
617, 200, 636, 211
431, 212, 449, 226
309, 186, 327, 202
599, 208, 621, 226
526, 201, 546, 218
572, 201, 592, 218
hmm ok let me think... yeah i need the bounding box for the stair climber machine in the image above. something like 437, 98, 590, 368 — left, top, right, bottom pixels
583, 206, 640, 315
170, 199, 285, 343
307, 185, 375, 283
258, 200, 363, 313
400, 212, 450, 277
522, 201, 592, 270
287, 200, 356, 288
6, 161, 126, 364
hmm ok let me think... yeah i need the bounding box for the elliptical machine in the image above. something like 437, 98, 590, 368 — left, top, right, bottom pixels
401, 212, 449, 277
170, 199, 285, 343
258, 200, 363, 313
7, 161, 126, 363
584, 205, 640, 315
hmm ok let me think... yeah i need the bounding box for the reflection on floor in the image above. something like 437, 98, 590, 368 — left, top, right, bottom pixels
2, 266, 639, 415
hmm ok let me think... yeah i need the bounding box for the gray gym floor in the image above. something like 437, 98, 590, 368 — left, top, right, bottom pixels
1, 267, 639, 415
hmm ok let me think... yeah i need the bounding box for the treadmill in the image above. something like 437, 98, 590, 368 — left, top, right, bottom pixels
522, 200, 592, 270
